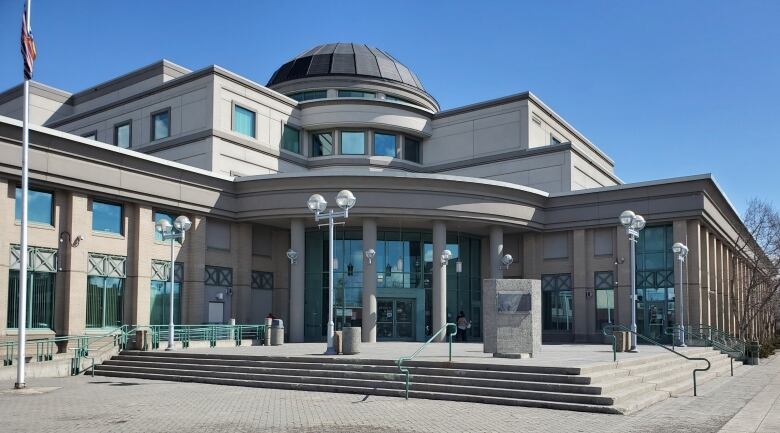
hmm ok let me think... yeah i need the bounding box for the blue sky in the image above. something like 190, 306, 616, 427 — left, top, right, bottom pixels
1, 1, 778, 213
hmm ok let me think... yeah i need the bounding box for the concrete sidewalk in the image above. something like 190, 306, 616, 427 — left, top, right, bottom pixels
719, 355, 780, 433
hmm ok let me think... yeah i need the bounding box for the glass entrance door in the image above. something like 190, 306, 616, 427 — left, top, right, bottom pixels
377, 298, 415, 340
636, 287, 675, 343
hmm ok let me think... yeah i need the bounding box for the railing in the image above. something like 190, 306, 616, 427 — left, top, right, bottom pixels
396, 323, 457, 400
665, 326, 738, 377
690, 325, 747, 358
603, 324, 711, 396
2, 323, 268, 376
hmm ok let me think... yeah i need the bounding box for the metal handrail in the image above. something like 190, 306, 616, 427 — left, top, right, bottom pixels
603, 324, 711, 396
396, 323, 457, 400
664, 326, 736, 376
690, 325, 747, 355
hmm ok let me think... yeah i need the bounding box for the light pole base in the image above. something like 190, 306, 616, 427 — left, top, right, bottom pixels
324, 346, 338, 355
165, 345, 175, 351
679, 344, 687, 348
628, 347, 638, 353
14, 382, 25, 389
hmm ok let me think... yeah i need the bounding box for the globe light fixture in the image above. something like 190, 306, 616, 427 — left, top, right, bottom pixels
286, 249, 298, 264
306, 190, 357, 355
155, 215, 192, 351
500, 253, 514, 269
619, 210, 646, 352
441, 249, 453, 266
364, 248, 376, 265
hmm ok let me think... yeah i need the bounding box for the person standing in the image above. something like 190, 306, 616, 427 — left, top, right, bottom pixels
456, 311, 470, 342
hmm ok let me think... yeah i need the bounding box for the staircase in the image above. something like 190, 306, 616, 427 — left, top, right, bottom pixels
94, 346, 742, 414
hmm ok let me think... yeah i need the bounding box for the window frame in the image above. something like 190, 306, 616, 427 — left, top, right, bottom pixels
231, 103, 257, 138
288, 90, 327, 102
339, 130, 366, 155
113, 120, 132, 148
281, 123, 301, 154
337, 90, 376, 99
91, 199, 124, 236
150, 107, 172, 142
15, 186, 54, 226
373, 131, 399, 158
311, 130, 335, 157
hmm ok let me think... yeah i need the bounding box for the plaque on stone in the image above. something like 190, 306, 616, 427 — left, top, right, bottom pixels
496, 292, 531, 314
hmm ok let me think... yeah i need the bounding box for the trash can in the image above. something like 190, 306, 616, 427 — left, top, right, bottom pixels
271, 319, 284, 346
264, 317, 273, 346
746, 341, 760, 365
342, 327, 361, 355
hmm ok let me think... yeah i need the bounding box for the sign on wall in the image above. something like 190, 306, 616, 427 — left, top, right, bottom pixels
496, 292, 531, 314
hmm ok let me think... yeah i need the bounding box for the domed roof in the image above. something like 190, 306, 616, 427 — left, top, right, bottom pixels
267, 43, 427, 92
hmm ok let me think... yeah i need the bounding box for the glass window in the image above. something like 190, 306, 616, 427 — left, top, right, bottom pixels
15, 187, 53, 225
86, 276, 124, 328
311, 132, 334, 157
594, 271, 615, 332
288, 90, 327, 101
114, 121, 131, 148
92, 201, 123, 235
403, 137, 421, 163
82, 131, 97, 141
541, 274, 573, 331
7, 270, 56, 329
233, 104, 256, 138
551, 135, 562, 146
338, 90, 375, 99
150, 280, 181, 325
374, 132, 397, 157
282, 125, 300, 153
340, 131, 365, 155
151, 110, 170, 141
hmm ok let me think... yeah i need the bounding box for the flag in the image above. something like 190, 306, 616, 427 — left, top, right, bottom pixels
21, 2, 36, 80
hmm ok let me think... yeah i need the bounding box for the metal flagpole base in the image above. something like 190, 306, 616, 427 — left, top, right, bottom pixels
14, 382, 26, 389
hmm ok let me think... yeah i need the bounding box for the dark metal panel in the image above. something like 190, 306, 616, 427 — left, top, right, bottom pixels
354, 44, 381, 77
286, 56, 313, 80
369, 47, 402, 82
331, 43, 356, 75
268, 60, 295, 86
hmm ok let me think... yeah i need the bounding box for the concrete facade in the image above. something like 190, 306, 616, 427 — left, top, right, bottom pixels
0, 42, 773, 344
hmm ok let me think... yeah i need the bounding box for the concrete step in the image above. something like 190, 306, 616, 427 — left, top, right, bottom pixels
92, 369, 622, 414
98, 360, 604, 395
109, 354, 592, 384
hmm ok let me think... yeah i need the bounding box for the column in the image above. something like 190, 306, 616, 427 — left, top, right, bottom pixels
686, 221, 702, 327
60, 192, 89, 337
711, 237, 721, 330
489, 226, 504, 280
616, 225, 632, 328
127, 204, 153, 326
432, 221, 447, 341
235, 223, 253, 323
723, 247, 731, 333
672, 220, 687, 330
362, 218, 377, 343
571, 229, 589, 342
183, 215, 206, 324
0, 178, 11, 336
289, 219, 305, 343
700, 228, 711, 326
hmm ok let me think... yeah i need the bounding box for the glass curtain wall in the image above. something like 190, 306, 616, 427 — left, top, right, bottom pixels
594, 271, 615, 332
86, 276, 124, 328
7, 271, 56, 329
150, 262, 183, 325
635, 225, 676, 343
541, 273, 573, 332
303, 229, 482, 341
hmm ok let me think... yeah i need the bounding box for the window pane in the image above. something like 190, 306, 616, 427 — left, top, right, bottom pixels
374, 133, 397, 157
404, 137, 420, 163
83, 132, 97, 140
338, 90, 375, 98
282, 125, 300, 153
289, 90, 327, 101
15, 188, 53, 225
312, 132, 334, 156
152, 111, 170, 140
93, 201, 122, 234
233, 105, 255, 137
340, 131, 365, 155
115, 123, 131, 148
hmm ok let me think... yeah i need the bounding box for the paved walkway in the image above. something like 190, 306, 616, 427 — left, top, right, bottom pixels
0, 354, 777, 432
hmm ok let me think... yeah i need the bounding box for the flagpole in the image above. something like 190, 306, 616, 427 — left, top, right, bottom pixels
16, 0, 32, 390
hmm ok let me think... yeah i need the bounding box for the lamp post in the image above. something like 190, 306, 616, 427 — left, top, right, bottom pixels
672, 242, 689, 347
306, 190, 356, 355
619, 210, 646, 352
155, 215, 192, 351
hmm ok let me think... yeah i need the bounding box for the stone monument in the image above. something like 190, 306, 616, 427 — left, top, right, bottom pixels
482, 279, 541, 358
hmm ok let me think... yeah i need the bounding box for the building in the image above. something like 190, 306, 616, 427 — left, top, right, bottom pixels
0, 43, 773, 345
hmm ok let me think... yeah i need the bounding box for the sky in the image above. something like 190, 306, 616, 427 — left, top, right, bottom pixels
0, 0, 778, 214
